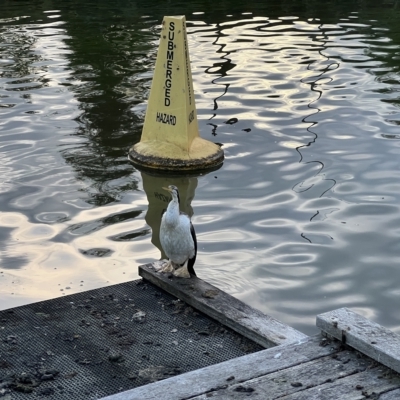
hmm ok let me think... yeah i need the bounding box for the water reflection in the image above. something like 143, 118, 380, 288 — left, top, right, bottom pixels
1, 0, 400, 335
142, 172, 198, 258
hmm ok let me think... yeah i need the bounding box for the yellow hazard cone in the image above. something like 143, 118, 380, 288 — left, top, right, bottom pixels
129, 15, 224, 171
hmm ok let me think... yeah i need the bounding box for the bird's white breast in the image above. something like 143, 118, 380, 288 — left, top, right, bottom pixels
160, 212, 195, 265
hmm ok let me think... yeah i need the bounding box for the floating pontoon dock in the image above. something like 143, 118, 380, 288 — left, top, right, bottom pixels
1, 263, 400, 400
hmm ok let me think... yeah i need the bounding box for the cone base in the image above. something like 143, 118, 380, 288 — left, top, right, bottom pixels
129, 137, 224, 171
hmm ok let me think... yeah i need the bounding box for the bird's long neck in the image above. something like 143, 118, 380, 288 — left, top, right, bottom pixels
164, 198, 180, 226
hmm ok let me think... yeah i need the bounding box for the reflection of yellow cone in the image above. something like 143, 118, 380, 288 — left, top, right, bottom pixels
141, 171, 197, 257
129, 15, 224, 171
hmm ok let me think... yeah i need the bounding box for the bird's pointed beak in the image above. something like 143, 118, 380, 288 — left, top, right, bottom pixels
162, 186, 172, 193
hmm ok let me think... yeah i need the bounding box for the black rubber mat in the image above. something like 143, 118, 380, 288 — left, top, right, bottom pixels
0, 279, 262, 399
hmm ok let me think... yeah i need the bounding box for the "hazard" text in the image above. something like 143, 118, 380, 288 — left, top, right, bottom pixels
156, 112, 177, 125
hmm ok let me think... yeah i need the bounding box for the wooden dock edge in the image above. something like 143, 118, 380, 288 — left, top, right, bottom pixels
139, 263, 307, 348
98, 334, 336, 400
317, 307, 400, 374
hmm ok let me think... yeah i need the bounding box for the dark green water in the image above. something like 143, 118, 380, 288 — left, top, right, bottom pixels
1, 0, 400, 335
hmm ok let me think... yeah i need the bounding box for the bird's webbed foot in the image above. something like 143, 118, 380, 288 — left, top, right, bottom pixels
159, 259, 175, 273
153, 260, 167, 271
172, 261, 191, 278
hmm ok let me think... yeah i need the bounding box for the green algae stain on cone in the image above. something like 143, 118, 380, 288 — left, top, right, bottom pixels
129, 16, 224, 171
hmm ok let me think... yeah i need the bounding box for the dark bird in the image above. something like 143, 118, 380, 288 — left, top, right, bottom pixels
159, 185, 197, 278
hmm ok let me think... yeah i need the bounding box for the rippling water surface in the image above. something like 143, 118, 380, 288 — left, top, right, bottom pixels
1, 0, 400, 335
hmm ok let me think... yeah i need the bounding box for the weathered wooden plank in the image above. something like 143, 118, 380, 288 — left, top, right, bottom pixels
380, 388, 400, 399
317, 307, 400, 374
99, 334, 340, 400
191, 349, 372, 399
139, 263, 307, 348
278, 366, 400, 400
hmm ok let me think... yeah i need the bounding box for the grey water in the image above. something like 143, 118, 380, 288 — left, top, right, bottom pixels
1, 0, 400, 336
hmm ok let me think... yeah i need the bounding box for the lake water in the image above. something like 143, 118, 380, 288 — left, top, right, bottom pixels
1, 0, 400, 336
